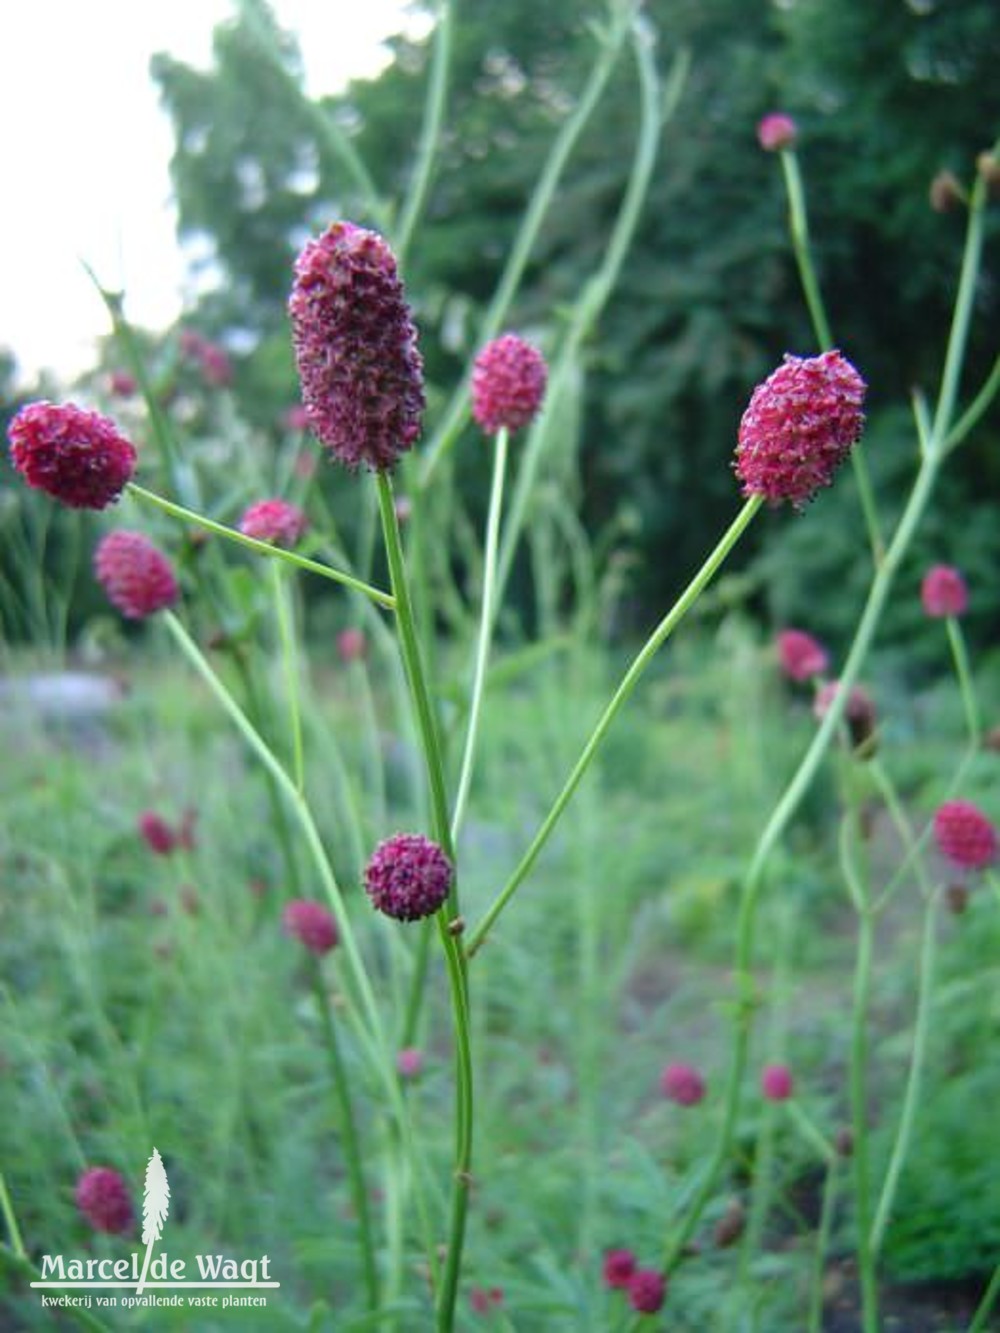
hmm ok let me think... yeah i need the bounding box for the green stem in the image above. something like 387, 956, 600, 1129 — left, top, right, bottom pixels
272, 562, 305, 792
494, 35, 686, 608
968, 1262, 1000, 1333
868, 894, 938, 1255
0, 1173, 25, 1258
311, 964, 379, 1312
945, 353, 1000, 455
807, 1157, 841, 1333
451, 428, 509, 844
946, 616, 981, 747
418, 5, 635, 485
394, 0, 452, 265
375, 472, 473, 1332
467, 495, 762, 957
0, 1247, 111, 1333
786, 1101, 836, 1165
849, 898, 880, 1333
126, 483, 395, 609
780, 151, 883, 565
932, 172, 991, 445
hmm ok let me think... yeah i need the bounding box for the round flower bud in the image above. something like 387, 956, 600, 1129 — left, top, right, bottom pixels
627, 1269, 666, 1315
396, 1047, 424, 1080
75, 1167, 133, 1234
9, 401, 136, 509
713, 1201, 747, 1249
761, 1063, 794, 1102
976, 152, 1000, 198
734, 351, 866, 508
602, 1248, 637, 1289
933, 800, 998, 871
139, 811, 177, 856
814, 680, 877, 756
757, 113, 797, 152
921, 564, 968, 618
289, 222, 425, 472
239, 498, 308, 547
282, 899, 339, 955
471, 334, 548, 435
777, 629, 829, 682
660, 1062, 706, 1107
94, 531, 178, 620
929, 170, 965, 214
364, 833, 453, 922
337, 628, 367, 663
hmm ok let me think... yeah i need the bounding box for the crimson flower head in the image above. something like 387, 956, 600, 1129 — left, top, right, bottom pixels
337, 628, 367, 663
933, 800, 998, 871
108, 371, 137, 399
364, 833, 453, 922
757, 113, 797, 152
777, 629, 828, 682
761, 1064, 794, 1102
734, 351, 866, 508
471, 334, 548, 435
239, 498, 308, 547
95, 531, 178, 619
139, 811, 177, 856
9, 401, 136, 509
396, 1047, 424, 1080
814, 680, 877, 754
289, 221, 424, 471
283, 899, 339, 955
660, 1062, 706, 1107
921, 565, 968, 618
627, 1269, 666, 1315
76, 1167, 133, 1234
602, 1248, 637, 1289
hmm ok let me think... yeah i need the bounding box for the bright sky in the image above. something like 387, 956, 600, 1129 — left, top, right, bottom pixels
2, 1, 422, 386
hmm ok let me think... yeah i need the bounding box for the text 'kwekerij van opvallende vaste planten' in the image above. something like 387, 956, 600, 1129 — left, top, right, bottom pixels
2, 3, 1000, 1330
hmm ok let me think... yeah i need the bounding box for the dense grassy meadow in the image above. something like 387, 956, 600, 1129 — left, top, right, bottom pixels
3, 612, 1000, 1329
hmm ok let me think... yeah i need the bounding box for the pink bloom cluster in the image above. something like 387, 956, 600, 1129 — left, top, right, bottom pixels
757, 113, 797, 152
602, 1249, 666, 1314
921, 564, 968, 618
735, 351, 866, 508
289, 222, 424, 471
179, 329, 233, 387
761, 1063, 794, 1101
9, 401, 136, 509
139, 809, 196, 856
364, 833, 453, 922
660, 1062, 706, 1107
469, 1286, 504, 1314
337, 628, 367, 663
471, 334, 548, 435
76, 1167, 133, 1234
239, 498, 308, 547
95, 531, 178, 619
777, 628, 828, 682
933, 800, 997, 871
282, 899, 339, 955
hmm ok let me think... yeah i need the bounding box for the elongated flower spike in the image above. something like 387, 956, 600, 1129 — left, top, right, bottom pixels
734, 350, 866, 508
95, 531, 178, 620
289, 222, 425, 471
9, 401, 136, 509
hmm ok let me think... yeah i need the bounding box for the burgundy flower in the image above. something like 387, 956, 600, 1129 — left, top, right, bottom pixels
660, 1062, 706, 1107
9, 401, 136, 509
289, 221, 424, 471
602, 1248, 637, 1289
95, 531, 178, 619
761, 1064, 794, 1102
471, 334, 548, 435
933, 800, 998, 870
396, 1047, 424, 1080
364, 833, 453, 922
75, 1167, 133, 1234
139, 811, 177, 856
627, 1269, 666, 1315
757, 113, 797, 152
469, 1287, 502, 1314
108, 371, 137, 398
198, 342, 233, 388
734, 351, 866, 508
921, 565, 968, 618
282, 899, 339, 955
239, 498, 308, 547
777, 629, 829, 682
337, 628, 367, 663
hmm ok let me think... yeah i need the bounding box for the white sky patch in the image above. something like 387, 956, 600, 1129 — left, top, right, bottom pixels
1, 0, 424, 385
